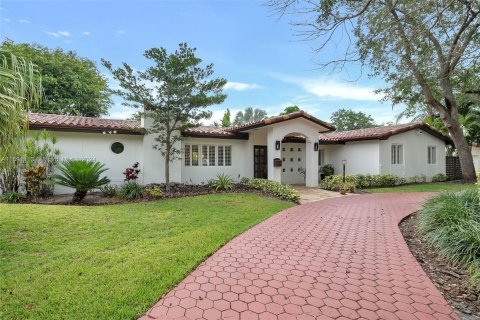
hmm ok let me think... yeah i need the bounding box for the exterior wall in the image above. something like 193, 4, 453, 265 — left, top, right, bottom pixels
181, 137, 249, 184
379, 129, 447, 181
471, 145, 480, 170
30, 130, 143, 194
320, 141, 380, 176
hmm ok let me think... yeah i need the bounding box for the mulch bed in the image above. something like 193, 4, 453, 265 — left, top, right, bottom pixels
400, 213, 480, 319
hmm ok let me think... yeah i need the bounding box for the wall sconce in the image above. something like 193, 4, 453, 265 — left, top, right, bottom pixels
314, 142, 319, 151
275, 140, 281, 150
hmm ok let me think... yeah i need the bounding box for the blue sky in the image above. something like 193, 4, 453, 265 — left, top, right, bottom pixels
0, 0, 401, 124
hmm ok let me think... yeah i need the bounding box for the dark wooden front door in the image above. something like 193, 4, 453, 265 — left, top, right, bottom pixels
254, 146, 268, 179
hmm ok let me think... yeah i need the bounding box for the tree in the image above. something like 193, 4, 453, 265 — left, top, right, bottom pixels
279, 105, 300, 115
221, 109, 231, 127
270, 0, 480, 181
102, 43, 227, 190
2, 39, 111, 117
330, 108, 377, 131
233, 107, 267, 126
0, 51, 42, 193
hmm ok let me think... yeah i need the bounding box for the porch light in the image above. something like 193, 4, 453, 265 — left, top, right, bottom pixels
314, 142, 319, 151
275, 140, 281, 150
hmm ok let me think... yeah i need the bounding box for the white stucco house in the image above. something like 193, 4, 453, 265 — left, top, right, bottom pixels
28, 111, 452, 194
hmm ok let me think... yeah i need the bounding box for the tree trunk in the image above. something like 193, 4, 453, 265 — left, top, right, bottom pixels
444, 114, 477, 182
165, 144, 170, 192
72, 189, 87, 203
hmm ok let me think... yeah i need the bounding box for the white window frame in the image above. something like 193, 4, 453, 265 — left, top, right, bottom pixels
184, 144, 231, 167
428, 146, 437, 164
318, 149, 325, 166
391, 144, 403, 164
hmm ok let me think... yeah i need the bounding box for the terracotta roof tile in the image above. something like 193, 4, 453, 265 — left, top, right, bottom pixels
319, 122, 452, 144
28, 113, 143, 134
183, 125, 237, 137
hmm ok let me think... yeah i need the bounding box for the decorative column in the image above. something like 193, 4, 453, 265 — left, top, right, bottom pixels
305, 137, 319, 187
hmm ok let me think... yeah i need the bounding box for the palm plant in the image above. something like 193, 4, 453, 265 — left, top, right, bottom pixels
53, 160, 110, 203
0, 50, 43, 193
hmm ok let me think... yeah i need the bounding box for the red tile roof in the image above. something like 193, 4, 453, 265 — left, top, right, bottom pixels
28, 113, 143, 134
319, 122, 452, 144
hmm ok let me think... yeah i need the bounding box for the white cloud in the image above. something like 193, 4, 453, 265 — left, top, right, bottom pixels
82, 31, 91, 36
116, 30, 126, 36
109, 109, 136, 120
18, 19, 30, 23
57, 31, 70, 37
224, 81, 261, 91
3, 18, 11, 22
45, 30, 71, 38
45, 31, 60, 37
276, 74, 384, 101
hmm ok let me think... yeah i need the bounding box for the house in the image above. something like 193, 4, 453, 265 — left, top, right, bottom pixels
471, 143, 480, 170
28, 111, 451, 194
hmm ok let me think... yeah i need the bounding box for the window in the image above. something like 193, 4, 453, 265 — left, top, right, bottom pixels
184, 145, 231, 167
192, 145, 199, 166
218, 146, 224, 166
225, 146, 232, 166
428, 146, 437, 164
184, 145, 191, 166
318, 149, 325, 166
111, 142, 124, 154
391, 144, 403, 164
209, 146, 216, 166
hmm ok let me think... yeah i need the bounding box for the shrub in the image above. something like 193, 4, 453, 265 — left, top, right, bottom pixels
145, 185, 162, 199
418, 187, 480, 285
53, 160, 110, 203
119, 181, 145, 200
321, 164, 334, 177
100, 184, 117, 198
240, 178, 300, 203
432, 173, 448, 182
208, 173, 234, 191
23, 164, 47, 202
123, 162, 141, 181
1, 191, 24, 203
320, 173, 406, 191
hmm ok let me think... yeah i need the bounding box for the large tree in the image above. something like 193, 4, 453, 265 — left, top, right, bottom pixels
270, 0, 480, 181
330, 108, 377, 131
2, 40, 111, 117
279, 105, 300, 115
233, 107, 267, 126
102, 43, 227, 190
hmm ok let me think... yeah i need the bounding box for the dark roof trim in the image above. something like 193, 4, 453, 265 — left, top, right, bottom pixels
181, 132, 249, 140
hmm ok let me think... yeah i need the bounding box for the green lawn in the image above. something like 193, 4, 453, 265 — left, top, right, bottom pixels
0, 193, 292, 320
366, 182, 472, 193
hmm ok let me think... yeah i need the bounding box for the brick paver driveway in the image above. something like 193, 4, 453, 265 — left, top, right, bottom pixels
141, 193, 458, 320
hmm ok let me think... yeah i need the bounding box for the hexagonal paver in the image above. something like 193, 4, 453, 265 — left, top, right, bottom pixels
139, 194, 458, 319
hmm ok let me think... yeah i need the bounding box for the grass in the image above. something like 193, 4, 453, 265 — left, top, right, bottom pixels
417, 187, 480, 286
0, 193, 292, 320
366, 182, 472, 193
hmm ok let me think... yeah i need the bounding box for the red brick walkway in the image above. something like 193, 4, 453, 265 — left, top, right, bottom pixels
140, 193, 458, 320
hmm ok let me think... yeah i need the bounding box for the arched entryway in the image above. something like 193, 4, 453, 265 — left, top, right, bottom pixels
280, 133, 307, 185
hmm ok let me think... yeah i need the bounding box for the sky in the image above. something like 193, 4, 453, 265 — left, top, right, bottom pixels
0, 0, 403, 125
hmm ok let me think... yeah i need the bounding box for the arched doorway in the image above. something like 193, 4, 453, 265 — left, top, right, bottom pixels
281, 133, 307, 185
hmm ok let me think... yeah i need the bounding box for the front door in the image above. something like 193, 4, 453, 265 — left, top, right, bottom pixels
254, 145, 268, 179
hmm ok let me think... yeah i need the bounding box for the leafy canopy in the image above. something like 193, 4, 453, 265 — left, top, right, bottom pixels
233, 107, 267, 126
279, 105, 300, 115
330, 108, 377, 131
2, 39, 111, 117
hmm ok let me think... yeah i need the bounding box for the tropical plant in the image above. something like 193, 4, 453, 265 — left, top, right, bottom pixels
102, 43, 227, 191
320, 164, 334, 177
0, 51, 42, 193
23, 164, 47, 202
208, 173, 234, 191
432, 173, 448, 182
0, 191, 24, 203
123, 162, 141, 181
145, 185, 162, 199
100, 184, 117, 198
240, 177, 300, 203
2, 39, 111, 117
53, 160, 110, 203
119, 181, 145, 201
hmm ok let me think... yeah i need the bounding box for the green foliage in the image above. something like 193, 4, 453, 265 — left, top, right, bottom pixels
102, 43, 226, 189
100, 184, 117, 198
2, 39, 111, 117
0, 51, 42, 193
409, 174, 427, 183
119, 181, 145, 201
233, 107, 267, 126
320, 174, 407, 191
23, 164, 47, 202
53, 160, 110, 203
208, 173, 234, 191
320, 164, 335, 177
432, 173, 448, 182
221, 109, 231, 127
240, 177, 300, 203
418, 187, 480, 285
279, 105, 301, 115
330, 108, 377, 131
0, 191, 24, 203
145, 185, 163, 199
